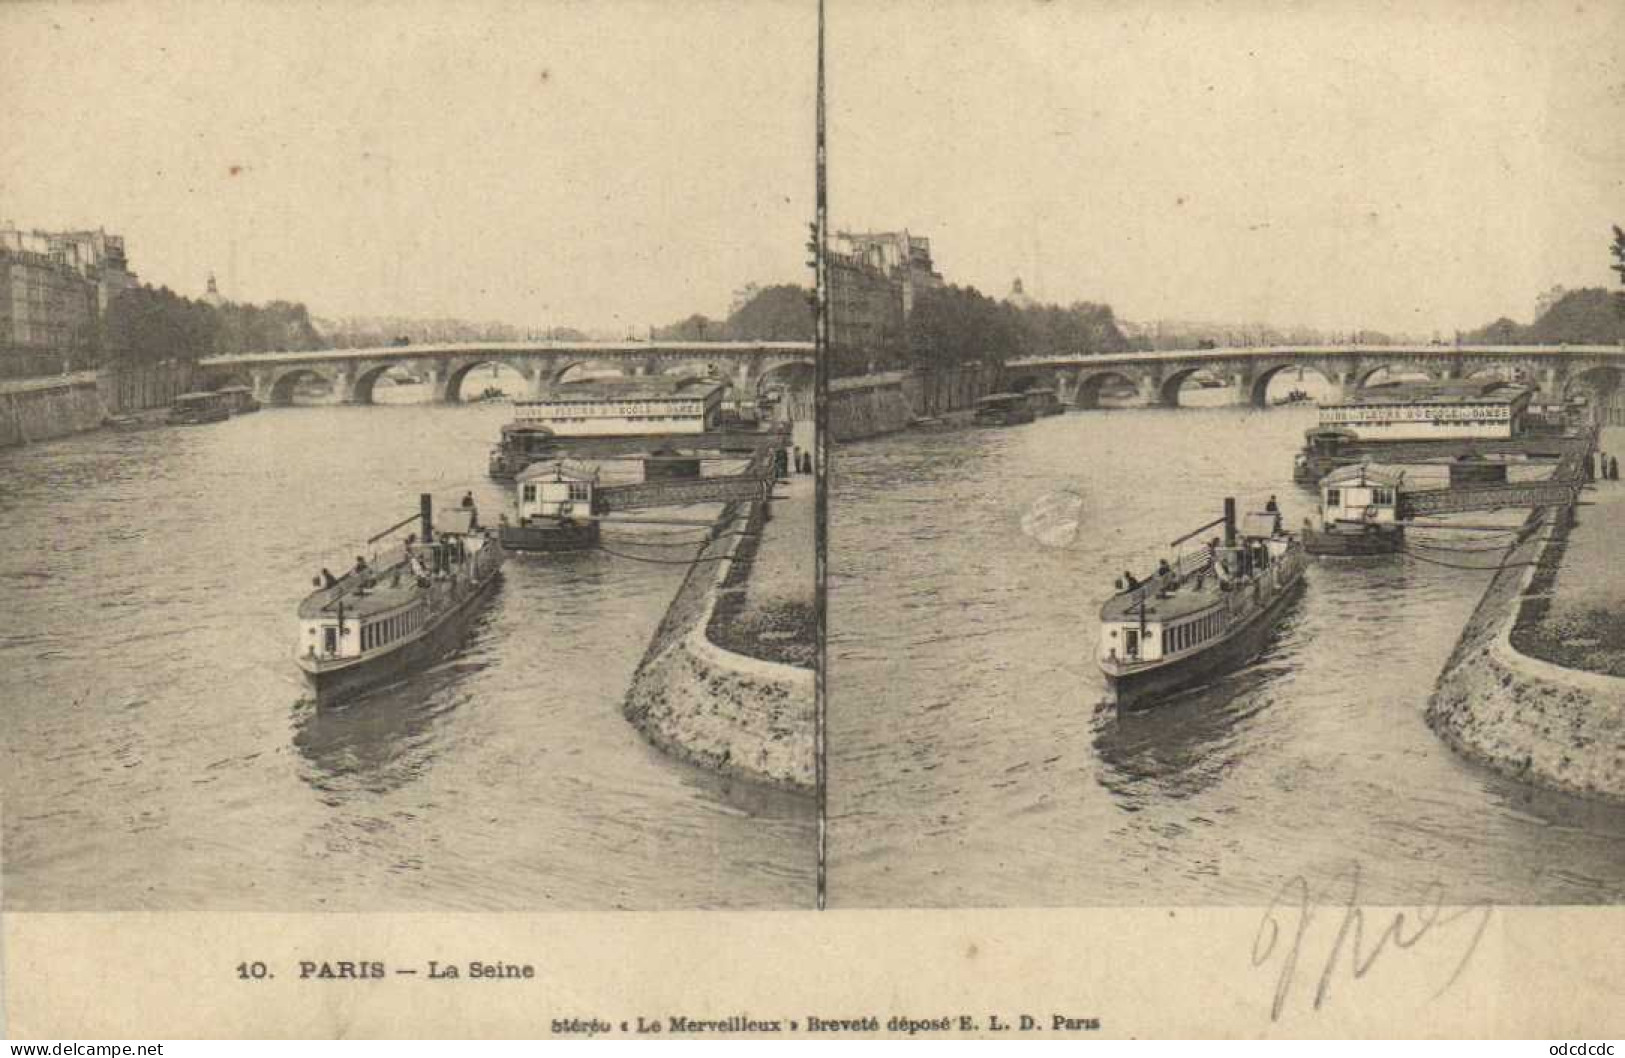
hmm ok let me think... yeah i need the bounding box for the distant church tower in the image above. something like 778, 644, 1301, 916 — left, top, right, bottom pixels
1006, 277, 1036, 310
203, 272, 224, 307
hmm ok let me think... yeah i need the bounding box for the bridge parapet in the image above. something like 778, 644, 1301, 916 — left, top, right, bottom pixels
1004, 345, 1625, 410
207, 341, 817, 406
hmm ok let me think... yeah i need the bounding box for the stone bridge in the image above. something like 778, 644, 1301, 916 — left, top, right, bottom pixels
1003, 344, 1625, 409
197, 341, 817, 406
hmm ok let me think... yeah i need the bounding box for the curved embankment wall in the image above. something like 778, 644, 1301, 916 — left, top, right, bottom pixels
622, 498, 815, 793
1427, 507, 1625, 803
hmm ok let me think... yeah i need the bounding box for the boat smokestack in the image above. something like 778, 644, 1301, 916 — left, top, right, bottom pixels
420, 493, 434, 544
1223, 497, 1236, 547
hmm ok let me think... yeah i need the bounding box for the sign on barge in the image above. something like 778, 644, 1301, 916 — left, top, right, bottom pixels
296, 493, 504, 706
1097, 499, 1307, 709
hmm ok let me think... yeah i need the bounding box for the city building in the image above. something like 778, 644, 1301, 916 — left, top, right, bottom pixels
1005, 277, 1036, 310
828, 228, 944, 368
0, 225, 138, 375
833, 229, 943, 315
513, 377, 726, 437
829, 248, 905, 365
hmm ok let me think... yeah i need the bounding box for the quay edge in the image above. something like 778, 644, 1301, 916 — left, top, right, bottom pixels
1427, 506, 1625, 804
621, 496, 815, 794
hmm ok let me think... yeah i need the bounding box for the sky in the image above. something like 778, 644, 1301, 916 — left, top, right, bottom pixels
3, 0, 1622, 337
0, 0, 817, 334
830, 0, 1625, 335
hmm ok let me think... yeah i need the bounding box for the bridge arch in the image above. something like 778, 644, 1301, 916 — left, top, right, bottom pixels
1157, 366, 1218, 407
1356, 361, 1441, 389
443, 359, 532, 402
755, 358, 816, 420
1074, 369, 1142, 410
348, 361, 438, 404
1247, 362, 1336, 408
1463, 362, 1529, 385
1563, 364, 1623, 401
652, 358, 727, 382
552, 358, 637, 386
267, 366, 338, 406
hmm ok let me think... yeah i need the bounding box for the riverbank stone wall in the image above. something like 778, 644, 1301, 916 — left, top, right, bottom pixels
1428, 506, 1625, 803
622, 498, 815, 793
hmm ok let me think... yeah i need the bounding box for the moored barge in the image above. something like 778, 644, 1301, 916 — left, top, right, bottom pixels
973, 392, 1037, 426
166, 390, 231, 425
1302, 463, 1405, 556
499, 459, 603, 552
296, 493, 504, 705
1097, 499, 1306, 709
487, 422, 559, 481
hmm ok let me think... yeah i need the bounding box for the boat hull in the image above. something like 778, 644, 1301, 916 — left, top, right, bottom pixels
299, 568, 501, 707
974, 409, 1036, 427
499, 519, 600, 552
1303, 525, 1403, 556
1100, 572, 1306, 710
167, 407, 230, 425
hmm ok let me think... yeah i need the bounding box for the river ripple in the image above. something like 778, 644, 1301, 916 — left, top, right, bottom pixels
0, 400, 813, 910
828, 405, 1625, 907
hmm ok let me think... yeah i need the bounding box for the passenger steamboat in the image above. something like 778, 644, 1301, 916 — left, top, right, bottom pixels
1096, 498, 1306, 709
296, 493, 504, 705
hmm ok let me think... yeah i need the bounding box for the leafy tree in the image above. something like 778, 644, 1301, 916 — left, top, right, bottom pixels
722, 284, 814, 341
102, 285, 220, 365
1526, 288, 1624, 344
653, 314, 719, 341
1464, 317, 1526, 344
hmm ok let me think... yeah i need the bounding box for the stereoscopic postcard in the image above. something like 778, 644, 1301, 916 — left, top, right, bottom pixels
3, 0, 1622, 1040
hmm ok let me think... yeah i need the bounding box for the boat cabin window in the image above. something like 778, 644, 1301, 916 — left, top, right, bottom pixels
1123, 629, 1140, 659
1326, 488, 1340, 507
522, 484, 537, 502
323, 626, 338, 654
1372, 487, 1395, 506
568, 482, 592, 502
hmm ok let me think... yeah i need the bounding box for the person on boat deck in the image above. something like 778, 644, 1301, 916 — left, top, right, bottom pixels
321, 567, 338, 588
1157, 558, 1173, 580
1122, 570, 1139, 589
461, 491, 475, 508
1265, 495, 1279, 513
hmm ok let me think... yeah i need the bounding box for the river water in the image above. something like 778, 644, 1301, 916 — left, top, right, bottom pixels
828, 402, 1625, 907
0, 392, 814, 910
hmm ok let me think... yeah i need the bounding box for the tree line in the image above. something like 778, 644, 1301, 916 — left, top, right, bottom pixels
100, 286, 324, 366
654, 280, 1137, 378
1462, 287, 1625, 346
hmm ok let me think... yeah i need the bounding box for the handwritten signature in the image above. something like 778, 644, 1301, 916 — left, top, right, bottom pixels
1252, 863, 1495, 1022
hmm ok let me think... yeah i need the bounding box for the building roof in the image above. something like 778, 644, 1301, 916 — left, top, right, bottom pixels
1328, 381, 1531, 408
516, 459, 601, 483
522, 378, 725, 404
1322, 463, 1405, 489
